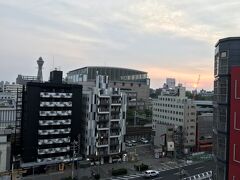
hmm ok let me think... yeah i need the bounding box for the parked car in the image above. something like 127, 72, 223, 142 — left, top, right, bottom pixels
144, 170, 160, 178
131, 140, 137, 144
140, 138, 149, 144
126, 142, 133, 147
186, 160, 193, 164
142, 139, 149, 144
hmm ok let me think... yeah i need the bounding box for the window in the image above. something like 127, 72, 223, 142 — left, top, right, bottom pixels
220, 51, 227, 58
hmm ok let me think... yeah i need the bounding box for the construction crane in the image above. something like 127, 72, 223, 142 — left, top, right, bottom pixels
193, 75, 201, 100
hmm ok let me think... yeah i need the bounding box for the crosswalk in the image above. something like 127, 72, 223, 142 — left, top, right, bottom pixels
110, 173, 144, 180
157, 161, 192, 172
108, 161, 194, 180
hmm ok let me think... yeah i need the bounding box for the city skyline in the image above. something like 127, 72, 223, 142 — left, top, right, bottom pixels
1, 1, 240, 90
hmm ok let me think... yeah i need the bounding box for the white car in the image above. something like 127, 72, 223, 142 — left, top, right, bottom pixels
126, 142, 133, 147
131, 140, 137, 144
144, 170, 160, 178
142, 139, 149, 144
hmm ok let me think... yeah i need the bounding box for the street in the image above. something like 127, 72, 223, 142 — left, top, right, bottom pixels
21, 144, 214, 180
109, 160, 215, 180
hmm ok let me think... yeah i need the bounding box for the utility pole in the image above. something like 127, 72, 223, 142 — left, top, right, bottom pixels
134, 111, 136, 127
77, 134, 81, 179
71, 140, 78, 180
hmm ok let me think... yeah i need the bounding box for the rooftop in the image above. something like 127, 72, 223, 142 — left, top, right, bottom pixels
215, 37, 240, 47
68, 66, 147, 74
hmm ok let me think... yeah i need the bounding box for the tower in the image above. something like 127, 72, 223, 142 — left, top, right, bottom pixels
37, 57, 44, 82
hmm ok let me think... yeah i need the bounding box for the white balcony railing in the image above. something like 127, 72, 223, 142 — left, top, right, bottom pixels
39, 110, 72, 117
38, 128, 71, 135
38, 146, 70, 155
40, 101, 72, 107
37, 155, 71, 163
38, 137, 70, 145
39, 119, 71, 126
98, 108, 110, 114
40, 92, 72, 98
96, 142, 109, 147
97, 125, 109, 130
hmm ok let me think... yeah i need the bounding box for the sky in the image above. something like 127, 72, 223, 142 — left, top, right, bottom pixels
1, 0, 240, 90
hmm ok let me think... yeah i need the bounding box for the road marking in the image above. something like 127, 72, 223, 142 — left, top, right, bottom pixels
195, 166, 204, 170
114, 177, 128, 180
152, 176, 163, 179
111, 174, 143, 180
122, 174, 141, 178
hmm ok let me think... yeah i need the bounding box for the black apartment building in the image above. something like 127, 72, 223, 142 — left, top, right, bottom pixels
21, 70, 82, 167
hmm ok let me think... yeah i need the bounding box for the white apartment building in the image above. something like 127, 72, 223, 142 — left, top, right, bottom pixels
152, 84, 196, 149
2, 84, 22, 94
0, 92, 17, 128
82, 75, 127, 164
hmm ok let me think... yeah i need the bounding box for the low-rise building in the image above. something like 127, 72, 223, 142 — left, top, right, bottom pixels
0, 129, 11, 173
194, 100, 213, 152
152, 83, 196, 153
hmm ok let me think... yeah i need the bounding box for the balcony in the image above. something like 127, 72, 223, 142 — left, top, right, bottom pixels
98, 151, 108, 156
38, 146, 70, 155
38, 137, 70, 145
98, 116, 109, 122
40, 92, 72, 98
98, 93, 110, 98
40, 101, 72, 107
38, 128, 71, 135
39, 119, 71, 126
110, 125, 121, 130
110, 131, 120, 137
99, 99, 110, 106
96, 141, 109, 147
97, 124, 109, 130
111, 115, 120, 120
97, 133, 109, 139
109, 149, 120, 154
37, 155, 70, 163
110, 140, 119, 146
39, 110, 72, 117
111, 107, 121, 112
112, 90, 121, 96
98, 108, 110, 114
111, 101, 121, 106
